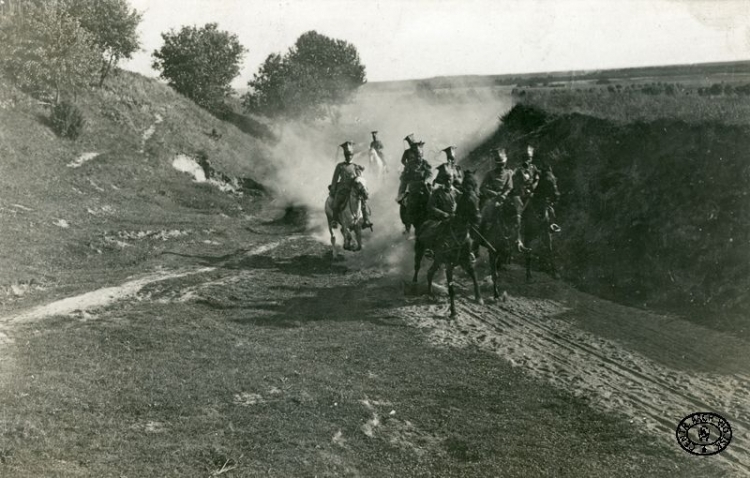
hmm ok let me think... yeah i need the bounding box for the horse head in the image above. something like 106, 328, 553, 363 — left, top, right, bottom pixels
352, 175, 369, 200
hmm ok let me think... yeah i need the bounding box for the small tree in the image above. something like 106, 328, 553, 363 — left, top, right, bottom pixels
66, 0, 142, 86
0, 0, 99, 102
243, 30, 366, 121
151, 23, 246, 113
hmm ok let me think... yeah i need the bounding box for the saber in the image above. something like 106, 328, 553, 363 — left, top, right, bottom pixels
470, 226, 497, 254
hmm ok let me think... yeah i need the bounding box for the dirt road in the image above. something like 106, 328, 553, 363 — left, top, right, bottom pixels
0, 228, 746, 476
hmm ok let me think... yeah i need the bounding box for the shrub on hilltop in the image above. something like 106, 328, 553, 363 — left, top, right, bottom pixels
242, 30, 366, 122
152, 23, 246, 115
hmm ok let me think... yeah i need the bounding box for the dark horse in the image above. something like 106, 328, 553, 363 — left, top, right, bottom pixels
520, 167, 561, 281
477, 196, 523, 300
399, 179, 431, 235
413, 171, 483, 318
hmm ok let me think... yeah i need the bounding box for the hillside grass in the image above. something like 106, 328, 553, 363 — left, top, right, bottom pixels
0, 70, 273, 308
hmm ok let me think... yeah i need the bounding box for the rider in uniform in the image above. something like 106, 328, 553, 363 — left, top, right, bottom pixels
479, 148, 514, 215
510, 145, 541, 232
421, 169, 457, 257
434, 145, 463, 190
369, 131, 385, 166
397, 134, 431, 203
329, 141, 372, 229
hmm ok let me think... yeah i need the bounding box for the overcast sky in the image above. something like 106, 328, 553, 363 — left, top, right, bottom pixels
121, 0, 750, 87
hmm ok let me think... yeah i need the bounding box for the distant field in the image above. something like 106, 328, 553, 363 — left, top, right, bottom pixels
512, 88, 750, 124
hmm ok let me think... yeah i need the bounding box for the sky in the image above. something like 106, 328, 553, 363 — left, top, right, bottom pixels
121, 0, 750, 87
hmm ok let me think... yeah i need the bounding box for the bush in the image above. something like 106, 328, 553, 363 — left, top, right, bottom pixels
50, 101, 86, 140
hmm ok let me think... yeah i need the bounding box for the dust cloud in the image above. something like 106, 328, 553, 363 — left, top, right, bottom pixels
259, 84, 513, 272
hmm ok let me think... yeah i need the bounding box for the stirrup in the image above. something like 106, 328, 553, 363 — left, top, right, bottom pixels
468, 252, 476, 263
424, 249, 435, 259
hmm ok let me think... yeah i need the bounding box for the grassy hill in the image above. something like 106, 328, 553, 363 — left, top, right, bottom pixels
0, 71, 273, 307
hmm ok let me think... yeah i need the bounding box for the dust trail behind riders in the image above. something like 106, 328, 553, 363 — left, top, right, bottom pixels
257, 83, 513, 271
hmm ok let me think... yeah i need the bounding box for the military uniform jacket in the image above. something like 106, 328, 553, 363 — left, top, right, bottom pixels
401, 148, 419, 166
427, 185, 457, 220
330, 161, 363, 193
480, 167, 514, 201
403, 156, 432, 183
512, 164, 540, 198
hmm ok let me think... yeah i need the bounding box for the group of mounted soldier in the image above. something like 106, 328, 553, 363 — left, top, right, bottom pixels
326, 131, 561, 316
327, 131, 560, 267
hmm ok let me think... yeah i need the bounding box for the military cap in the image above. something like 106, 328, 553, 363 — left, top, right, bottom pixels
340, 141, 354, 154
404, 133, 415, 146
442, 146, 457, 155
492, 148, 507, 163
371, 131, 378, 136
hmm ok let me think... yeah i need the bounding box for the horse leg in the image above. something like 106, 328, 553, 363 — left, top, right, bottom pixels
446, 265, 457, 319
426, 260, 440, 298
489, 251, 500, 299
463, 257, 483, 305
525, 250, 533, 282
328, 222, 337, 257
353, 224, 362, 252
545, 231, 559, 279
413, 239, 424, 284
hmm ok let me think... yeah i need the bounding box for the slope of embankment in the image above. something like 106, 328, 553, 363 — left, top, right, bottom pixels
466, 103, 750, 334
0, 71, 272, 304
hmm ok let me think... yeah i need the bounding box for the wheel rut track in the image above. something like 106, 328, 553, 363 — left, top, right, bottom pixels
399, 294, 750, 476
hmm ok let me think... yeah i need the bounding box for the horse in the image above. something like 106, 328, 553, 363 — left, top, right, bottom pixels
413, 171, 483, 318
324, 176, 369, 255
520, 167, 562, 281
478, 197, 524, 299
368, 148, 388, 179
399, 179, 430, 236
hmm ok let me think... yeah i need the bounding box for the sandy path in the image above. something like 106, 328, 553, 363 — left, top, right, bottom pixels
397, 293, 750, 476
0, 238, 294, 325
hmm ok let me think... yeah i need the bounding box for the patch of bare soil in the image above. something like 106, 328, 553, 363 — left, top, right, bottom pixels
397, 263, 750, 476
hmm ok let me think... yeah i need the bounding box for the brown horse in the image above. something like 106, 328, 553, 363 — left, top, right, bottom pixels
413, 171, 483, 318
324, 176, 369, 255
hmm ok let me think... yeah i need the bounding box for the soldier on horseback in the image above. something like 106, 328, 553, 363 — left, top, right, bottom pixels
420, 171, 457, 259
396, 134, 431, 203
472, 148, 514, 258
329, 141, 372, 230
434, 145, 463, 189
369, 131, 385, 164
511, 145, 541, 233
479, 148, 514, 217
